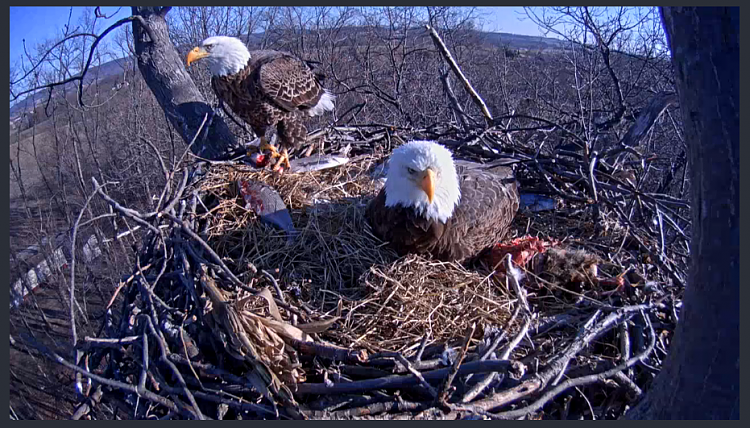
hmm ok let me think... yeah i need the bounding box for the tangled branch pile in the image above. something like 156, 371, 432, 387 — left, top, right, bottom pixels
55, 123, 686, 420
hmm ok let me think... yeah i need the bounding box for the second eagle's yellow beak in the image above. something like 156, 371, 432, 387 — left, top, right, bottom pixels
421, 168, 436, 204
186, 47, 209, 66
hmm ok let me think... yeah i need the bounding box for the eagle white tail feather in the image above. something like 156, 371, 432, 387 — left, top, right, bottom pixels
308, 90, 336, 116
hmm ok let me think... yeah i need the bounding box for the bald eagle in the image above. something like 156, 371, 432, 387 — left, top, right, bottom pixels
366, 140, 520, 262
186, 36, 335, 171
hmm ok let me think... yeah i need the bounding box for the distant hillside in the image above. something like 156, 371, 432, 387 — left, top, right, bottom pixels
480, 31, 566, 50
240, 26, 567, 50
9, 28, 564, 121
9, 57, 134, 119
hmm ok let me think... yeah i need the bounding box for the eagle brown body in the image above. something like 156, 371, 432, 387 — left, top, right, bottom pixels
211, 50, 326, 154
367, 162, 520, 262
187, 36, 335, 170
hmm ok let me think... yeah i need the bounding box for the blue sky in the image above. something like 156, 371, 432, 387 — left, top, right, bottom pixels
9, 7, 131, 66
478, 7, 545, 35
9, 6, 546, 66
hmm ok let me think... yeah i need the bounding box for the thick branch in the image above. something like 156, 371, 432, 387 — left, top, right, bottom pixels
619, 92, 678, 148
131, 7, 240, 161
294, 359, 512, 396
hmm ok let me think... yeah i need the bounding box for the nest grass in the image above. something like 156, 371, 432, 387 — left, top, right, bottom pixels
196, 156, 525, 354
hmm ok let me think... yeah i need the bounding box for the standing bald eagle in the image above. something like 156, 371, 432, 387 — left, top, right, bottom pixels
186, 36, 335, 171
366, 140, 520, 262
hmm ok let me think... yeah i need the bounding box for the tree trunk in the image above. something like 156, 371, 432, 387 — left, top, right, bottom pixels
625, 7, 739, 419
131, 7, 240, 161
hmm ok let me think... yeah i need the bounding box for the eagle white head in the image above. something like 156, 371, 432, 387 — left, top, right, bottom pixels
186, 36, 251, 76
384, 140, 461, 224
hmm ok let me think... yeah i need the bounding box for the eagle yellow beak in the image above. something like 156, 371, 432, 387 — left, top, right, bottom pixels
186, 47, 209, 67
421, 168, 436, 203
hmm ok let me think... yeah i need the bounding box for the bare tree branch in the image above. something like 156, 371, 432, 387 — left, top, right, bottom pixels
426, 24, 493, 124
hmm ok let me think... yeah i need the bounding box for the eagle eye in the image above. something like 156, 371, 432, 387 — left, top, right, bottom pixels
407, 167, 417, 175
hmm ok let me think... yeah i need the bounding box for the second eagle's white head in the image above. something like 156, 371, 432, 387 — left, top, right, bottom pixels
187, 36, 251, 77
384, 140, 461, 224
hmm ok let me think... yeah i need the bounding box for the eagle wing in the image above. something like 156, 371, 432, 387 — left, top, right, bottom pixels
255, 54, 325, 113
366, 165, 519, 262
435, 166, 519, 261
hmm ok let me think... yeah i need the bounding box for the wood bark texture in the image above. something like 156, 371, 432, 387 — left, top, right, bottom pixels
625, 6, 739, 419
131, 7, 240, 161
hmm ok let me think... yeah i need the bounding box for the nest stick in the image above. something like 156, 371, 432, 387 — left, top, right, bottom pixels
294, 359, 511, 396
165, 212, 254, 285
460, 315, 533, 403
487, 311, 655, 419
436, 323, 476, 405
396, 354, 438, 398
288, 338, 368, 364
21, 333, 181, 414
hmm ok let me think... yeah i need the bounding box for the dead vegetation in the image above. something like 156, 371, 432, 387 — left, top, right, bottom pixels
9, 6, 693, 421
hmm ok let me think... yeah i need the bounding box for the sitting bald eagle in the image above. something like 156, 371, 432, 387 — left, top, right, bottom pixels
366, 140, 520, 262
186, 36, 335, 171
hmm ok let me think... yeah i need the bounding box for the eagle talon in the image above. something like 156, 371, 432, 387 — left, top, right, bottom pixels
259, 139, 280, 158
272, 149, 292, 172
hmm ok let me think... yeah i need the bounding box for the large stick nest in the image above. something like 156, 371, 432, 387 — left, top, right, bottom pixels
66, 125, 685, 420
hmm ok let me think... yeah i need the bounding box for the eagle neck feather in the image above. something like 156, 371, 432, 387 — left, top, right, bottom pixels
211, 49, 251, 77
